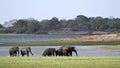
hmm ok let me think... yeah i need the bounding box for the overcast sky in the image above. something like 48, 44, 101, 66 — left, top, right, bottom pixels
0, 0, 120, 24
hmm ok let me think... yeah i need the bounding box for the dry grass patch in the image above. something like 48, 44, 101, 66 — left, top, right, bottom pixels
58, 33, 120, 42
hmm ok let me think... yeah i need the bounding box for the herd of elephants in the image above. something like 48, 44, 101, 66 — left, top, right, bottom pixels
9, 46, 78, 57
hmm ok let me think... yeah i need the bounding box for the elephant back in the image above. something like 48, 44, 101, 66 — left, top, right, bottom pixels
42, 48, 56, 56
9, 46, 19, 52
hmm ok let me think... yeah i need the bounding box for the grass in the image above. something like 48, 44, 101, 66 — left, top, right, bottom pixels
93, 45, 120, 49
0, 34, 55, 37
1, 33, 120, 46
58, 33, 120, 42
0, 56, 120, 68
1, 41, 120, 46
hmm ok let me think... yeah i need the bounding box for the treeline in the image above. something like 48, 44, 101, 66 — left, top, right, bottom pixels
0, 15, 120, 34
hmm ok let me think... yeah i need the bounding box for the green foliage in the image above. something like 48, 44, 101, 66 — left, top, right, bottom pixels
12, 19, 28, 33
1, 15, 120, 34
2, 41, 120, 46
0, 24, 3, 28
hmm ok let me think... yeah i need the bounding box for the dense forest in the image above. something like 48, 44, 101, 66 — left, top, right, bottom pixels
0, 15, 120, 34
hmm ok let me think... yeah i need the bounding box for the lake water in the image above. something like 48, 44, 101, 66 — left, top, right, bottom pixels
0, 46, 120, 57
0, 35, 80, 43
0, 35, 120, 56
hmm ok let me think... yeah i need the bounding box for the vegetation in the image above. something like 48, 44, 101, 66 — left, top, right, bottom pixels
0, 34, 40, 36
0, 56, 120, 68
1, 15, 120, 34
1, 41, 120, 46
58, 33, 120, 42
1, 33, 120, 46
93, 45, 120, 49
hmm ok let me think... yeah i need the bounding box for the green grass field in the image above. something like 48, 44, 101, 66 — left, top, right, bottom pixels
0, 56, 120, 68
2, 41, 120, 46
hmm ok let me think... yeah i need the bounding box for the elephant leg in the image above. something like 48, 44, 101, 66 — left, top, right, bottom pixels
53, 52, 55, 56
63, 51, 67, 56
69, 52, 72, 56
60, 52, 63, 56
48, 53, 51, 56
21, 53, 24, 56
27, 51, 29, 56
44, 54, 46, 56
10, 54, 13, 57
21, 51, 23, 56
63, 53, 65, 56
55, 51, 59, 56
22, 54, 24, 56
14, 54, 17, 56
13, 53, 16, 57
66, 52, 69, 56
21, 51, 24, 56
14, 52, 17, 56
10, 54, 12, 57
9, 52, 13, 57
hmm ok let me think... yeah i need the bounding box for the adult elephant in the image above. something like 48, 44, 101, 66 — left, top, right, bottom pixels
21, 47, 33, 56
9, 46, 19, 57
55, 49, 63, 56
57, 46, 78, 56
42, 48, 56, 56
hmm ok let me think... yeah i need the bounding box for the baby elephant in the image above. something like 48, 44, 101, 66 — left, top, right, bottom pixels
42, 48, 56, 56
9, 46, 19, 57
21, 47, 33, 56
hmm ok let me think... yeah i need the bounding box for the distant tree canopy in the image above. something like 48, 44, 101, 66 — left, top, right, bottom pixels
1, 15, 120, 34
0, 24, 3, 28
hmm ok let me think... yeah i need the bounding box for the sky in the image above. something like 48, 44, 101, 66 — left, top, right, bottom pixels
0, 0, 120, 24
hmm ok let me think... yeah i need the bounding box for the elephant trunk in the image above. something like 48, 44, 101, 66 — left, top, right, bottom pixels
74, 50, 78, 56
29, 48, 33, 56
18, 48, 19, 56
17, 47, 19, 56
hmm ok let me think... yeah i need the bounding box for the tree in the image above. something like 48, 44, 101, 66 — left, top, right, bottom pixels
2, 15, 120, 34
12, 19, 28, 33
74, 15, 89, 31
50, 17, 60, 30
26, 21, 40, 33
75, 15, 89, 23
0, 24, 3, 28
59, 19, 68, 28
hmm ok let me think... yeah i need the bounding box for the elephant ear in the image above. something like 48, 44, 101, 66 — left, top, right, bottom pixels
62, 46, 68, 51
73, 47, 76, 50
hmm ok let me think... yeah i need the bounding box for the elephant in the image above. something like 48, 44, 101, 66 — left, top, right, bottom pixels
56, 46, 78, 56
55, 49, 63, 56
21, 47, 33, 56
9, 46, 19, 57
42, 48, 56, 56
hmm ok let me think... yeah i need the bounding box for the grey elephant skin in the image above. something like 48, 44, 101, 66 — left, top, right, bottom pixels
21, 47, 33, 56
42, 48, 56, 56
9, 46, 19, 57
56, 46, 78, 56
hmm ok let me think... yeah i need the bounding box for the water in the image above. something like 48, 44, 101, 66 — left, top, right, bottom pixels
0, 46, 120, 57
0, 35, 80, 43
0, 35, 120, 56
